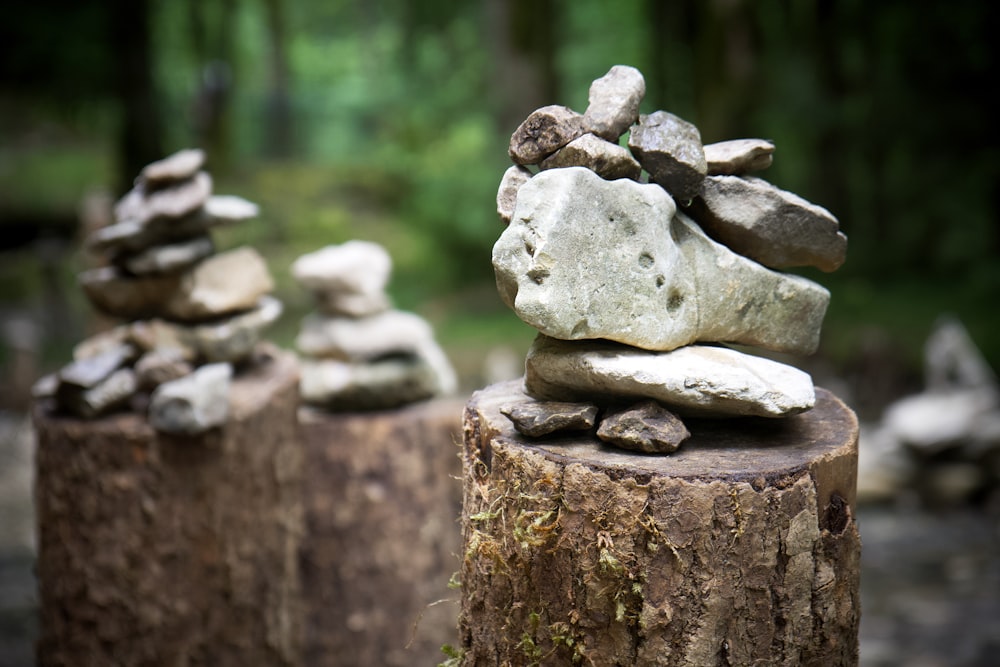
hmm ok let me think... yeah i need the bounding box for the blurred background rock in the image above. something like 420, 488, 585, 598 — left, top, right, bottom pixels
1, 1, 997, 665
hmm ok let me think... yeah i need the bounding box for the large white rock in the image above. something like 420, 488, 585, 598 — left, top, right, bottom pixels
493, 167, 830, 356
524, 335, 816, 418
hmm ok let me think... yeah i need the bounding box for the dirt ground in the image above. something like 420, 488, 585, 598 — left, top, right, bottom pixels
2, 412, 998, 667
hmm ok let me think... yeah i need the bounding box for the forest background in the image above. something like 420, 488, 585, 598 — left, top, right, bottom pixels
1, 0, 998, 418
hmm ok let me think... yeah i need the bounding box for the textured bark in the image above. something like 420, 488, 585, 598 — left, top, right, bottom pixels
459, 380, 860, 666
299, 397, 465, 667
34, 346, 303, 667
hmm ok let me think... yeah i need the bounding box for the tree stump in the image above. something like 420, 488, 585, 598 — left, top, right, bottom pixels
459, 380, 860, 666
33, 346, 303, 667
299, 397, 466, 667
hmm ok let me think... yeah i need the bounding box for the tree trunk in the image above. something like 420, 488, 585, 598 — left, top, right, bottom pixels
34, 346, 303, 667
299, 398, 466, 667
459, 380, 860, 666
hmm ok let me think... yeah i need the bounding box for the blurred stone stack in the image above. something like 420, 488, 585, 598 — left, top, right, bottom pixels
292, 240, 456, 410
493, 65, 847, 453
33, 149, 282, 434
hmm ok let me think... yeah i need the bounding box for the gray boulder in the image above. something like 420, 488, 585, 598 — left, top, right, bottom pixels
114, 171, 213, 226
687, 175, 847, 272
524, 335, 816, 418
627, 110, 707, 201
493, 167, 829, 355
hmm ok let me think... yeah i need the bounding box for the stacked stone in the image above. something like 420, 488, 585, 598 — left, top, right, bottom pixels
32, 149, 282, 435
292, 240, 457, 410
493, 65, 847, 453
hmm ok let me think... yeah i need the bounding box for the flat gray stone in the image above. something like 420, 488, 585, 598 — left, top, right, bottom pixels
500, 400, 599, 437
509, 105, 585, 166
86, 215, 209, 257
540, 133, 641, 181
497, 165, 533, 225
524, 335, 817, 418
493, 167, 829, 355
59, 343, 136, 389
121, 234, 214, 275
59, 368, 138, 419
114, 171, 213, 226
128, 319, 198, 361
161, 246, 274, 322
596, 400, 690, 453
296, 309, 434, 360
299, 355, 440, 411
139, 148, 206, 187
148, 362, 233, 434
79, 266, 182, 320
582, 65, 646, 141
704, 139, 775, 175
687, 175, 847, 272
316, 289, 391, 318
200, 195, 259, 223
628, 110, 707, 201
291, 241, 391, 304
73, 326, 130, 361
134, 349, 193, 390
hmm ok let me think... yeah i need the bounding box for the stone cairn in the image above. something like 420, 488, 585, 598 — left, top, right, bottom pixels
32, 148, 281, 434
494, 65, 848, 453
292, 239, 457, 410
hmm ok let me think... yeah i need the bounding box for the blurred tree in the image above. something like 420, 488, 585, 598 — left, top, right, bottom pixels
262, 0, 294, 157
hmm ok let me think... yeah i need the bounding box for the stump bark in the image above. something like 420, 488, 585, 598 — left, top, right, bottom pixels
34, 346, 303, 667
299, 397, 465, 667
459, 380, 860, 667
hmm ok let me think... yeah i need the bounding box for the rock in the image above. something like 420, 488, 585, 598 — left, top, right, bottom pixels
87, 215, 210, 257
499, 400, 599, 437
138, 148, 206, 187
291, 241, 392, 316
540, 133, 642, 181
686, 175, 847, 272
924, 316, 997, 392
704, 139, 775, 175
493, 167, 829, 355
162, 246, 274, 322
524, 335, 816, 418
627, 110, 707, 201
856, 424, 915, 504
201, 194, 260, 223
508, 105, 585, 166
183, 296, 283, 363
883, 388, 1000, 454
59, 368, 138, 419
296, 310, 434, 360
121, 235, 215, 275
134, 349, 194, 390
496, 165, 533, 225
129, 319, 198, 361
148, 362, 233, 435
299, 355, 440, 411
58, 343, 137, 389
114, 171, 213, 225
79, 266, 182, 320
31, 373, 60, 400
73, 325, 130, 361
596, 400, 690, 453
582, 65, 646, 141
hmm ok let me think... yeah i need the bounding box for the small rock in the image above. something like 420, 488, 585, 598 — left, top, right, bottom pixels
924, 316, 997, 392
596, 400, 690, 454
704, 139, 775, 175
540, 134, 642, 180
509, 105, 585, 166
627, 110, 707, 201
500, 400, 599, 437
184, 295, 283, 362
496, 165, 533, 225
582, 65, 646, 141
687, 175, 847, 272
129, 319, 198, 361
59, 343, 137, 389
524, 335, 816, 418
121, 234, 215, 275
134, 349, 194, 390
162, 246, 274, 322
296, 310, 435, 361
316, 289, 391, 318
79, 266, 182, 320
60, 368, 138, 419
87, 215, 209, 257
73, 325, 131, 361
493, 167, 829, 355
299, 355, 440, 411
138, 148, 206, 187
148, 362, 233, 435
201, 195, 260, 224
115, 171, 213, 225
291, 241, 391, 307
884, 388, 999, 454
